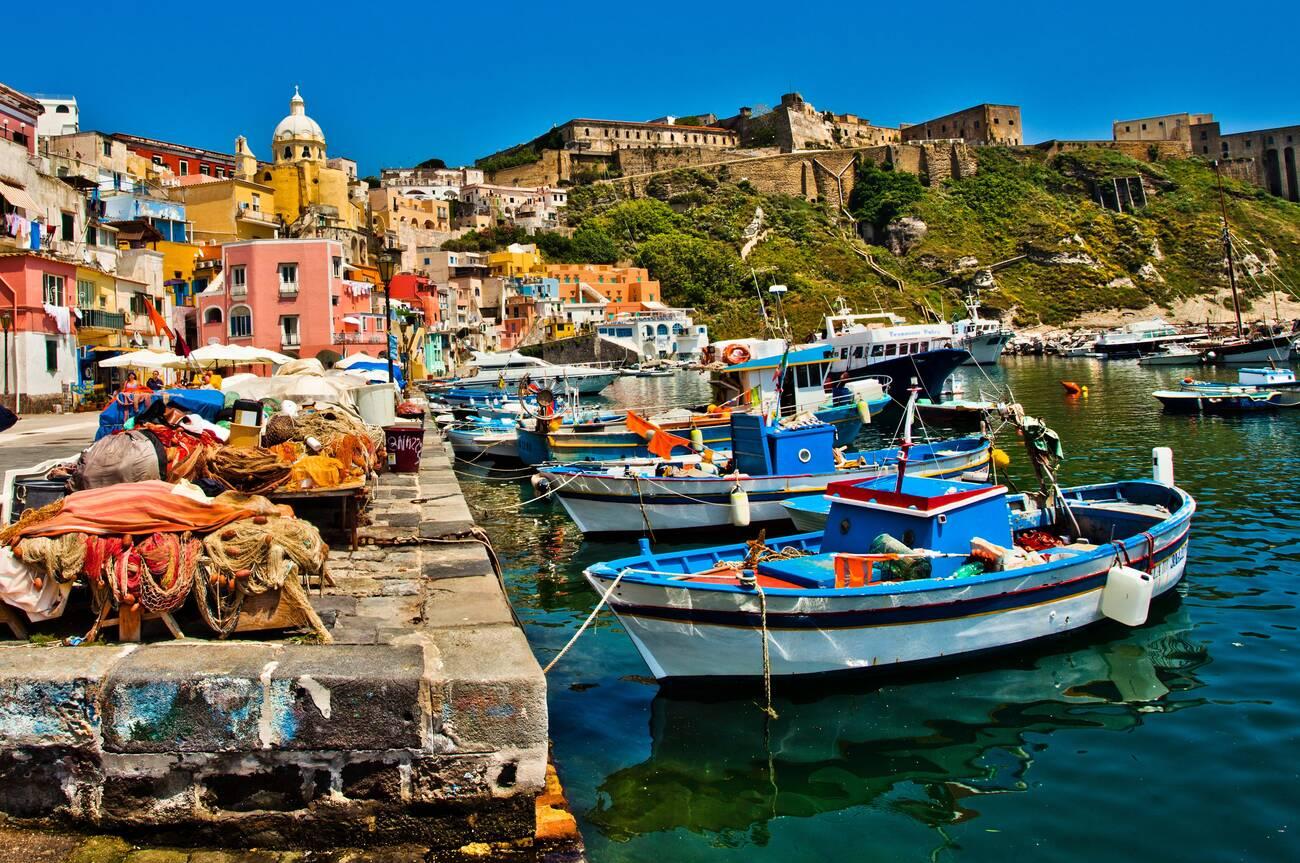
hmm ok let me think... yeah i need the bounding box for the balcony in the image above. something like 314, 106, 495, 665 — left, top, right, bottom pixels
236, 206, 278, 225
281, 332, 301, 347
334, 332, 386, 345
79, 309, 126, 331
279, 283, 299, 298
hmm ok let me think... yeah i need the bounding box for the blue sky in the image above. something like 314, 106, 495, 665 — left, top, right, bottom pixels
13, 0, 1299, 175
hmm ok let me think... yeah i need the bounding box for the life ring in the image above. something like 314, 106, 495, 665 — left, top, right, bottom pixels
722, 344, 751, 365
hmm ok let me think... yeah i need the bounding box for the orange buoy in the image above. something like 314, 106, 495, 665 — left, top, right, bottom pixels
1060, 380, 1082, 395
721, 344, 751, 365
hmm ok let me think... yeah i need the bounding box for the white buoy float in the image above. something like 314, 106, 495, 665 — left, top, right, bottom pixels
1152, 446, 1174, 486
1101, 563, 1155, 626
729, 485, 751, 527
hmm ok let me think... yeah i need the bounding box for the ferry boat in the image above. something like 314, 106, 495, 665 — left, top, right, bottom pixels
428, 351, 620, 395
581, 438, 1195, 680
707, 308, 967, 404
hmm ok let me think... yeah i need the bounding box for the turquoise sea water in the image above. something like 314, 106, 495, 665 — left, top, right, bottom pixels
459, 358, 1300, 862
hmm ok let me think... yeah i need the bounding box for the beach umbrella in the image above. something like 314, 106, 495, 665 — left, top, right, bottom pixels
184, 344, 293, 368
98, 350, 185, 369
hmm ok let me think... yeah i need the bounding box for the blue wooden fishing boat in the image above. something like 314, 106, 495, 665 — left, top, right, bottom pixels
579, 402, 1196, 680
538, 412, 990, 533
516, 347, 891, 466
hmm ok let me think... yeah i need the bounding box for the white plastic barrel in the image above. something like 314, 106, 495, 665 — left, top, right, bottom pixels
355, 383, 397, 427
1152, 447, 1174, 487
1101, 564, 1154, 626
730, 486, 751, 527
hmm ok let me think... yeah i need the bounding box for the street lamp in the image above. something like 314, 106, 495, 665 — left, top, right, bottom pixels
376, 246, 401, 388
0, 313, 10, 396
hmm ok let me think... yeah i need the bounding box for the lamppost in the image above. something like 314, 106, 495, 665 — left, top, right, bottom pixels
376, 246, 401, 388
0, 313, 10, 396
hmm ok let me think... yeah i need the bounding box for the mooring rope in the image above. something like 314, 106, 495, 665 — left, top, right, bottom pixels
543, 566, 631, 674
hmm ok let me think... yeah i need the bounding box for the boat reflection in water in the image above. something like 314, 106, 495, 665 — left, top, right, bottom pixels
586, 605, 1208, 846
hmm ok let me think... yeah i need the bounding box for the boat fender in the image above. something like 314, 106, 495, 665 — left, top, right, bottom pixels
992, 448, 1011, 469
857, 398, 872, 425
730, 485, 751, 527
531, 473, 552, 494
690, 427, 704, 450
1081, 385, 1089, 396
1101, 563, 1154, 626
1152, 447, 1174, 486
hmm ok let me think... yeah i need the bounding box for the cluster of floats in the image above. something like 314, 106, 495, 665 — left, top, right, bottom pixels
420, 309, 1196, 684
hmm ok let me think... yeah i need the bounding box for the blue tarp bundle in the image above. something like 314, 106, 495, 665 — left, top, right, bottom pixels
344, 359, 405, 390
96, 389, 226, 440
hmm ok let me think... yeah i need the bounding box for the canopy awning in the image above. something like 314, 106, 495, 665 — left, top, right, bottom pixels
0, 180, 40, 214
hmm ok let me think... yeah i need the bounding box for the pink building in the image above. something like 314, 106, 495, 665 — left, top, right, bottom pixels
0, 252, 79, 402
196, 239, 381, 360
0, 83, 40, 156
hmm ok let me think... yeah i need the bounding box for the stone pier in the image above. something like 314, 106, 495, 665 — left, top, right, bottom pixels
0, 426, 555, 854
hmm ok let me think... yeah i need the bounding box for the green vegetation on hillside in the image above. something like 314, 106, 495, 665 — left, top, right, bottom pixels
475, 129, 563, 174
446, 148, 1300, 337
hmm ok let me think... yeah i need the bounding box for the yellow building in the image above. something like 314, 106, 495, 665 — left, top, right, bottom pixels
238, 88, 364, 235
74, 266, 124, 348
170, 171, 280, 243
488, 243, 546, 278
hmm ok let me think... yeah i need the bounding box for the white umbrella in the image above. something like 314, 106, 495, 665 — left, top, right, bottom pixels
182, 344, 293, 368
98, 350, 184, 369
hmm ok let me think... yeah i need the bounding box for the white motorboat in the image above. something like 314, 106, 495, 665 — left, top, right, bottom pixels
952, 293, 1013, 365
434, 351, 620, 395
1093, 318, 1207, 358
1138, 344, 1203, 366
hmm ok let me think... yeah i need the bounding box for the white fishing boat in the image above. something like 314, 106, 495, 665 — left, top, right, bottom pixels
1138, 344, 1203, 366
581, 406, 1196, 680
447, 419, 520, 460
539, 413, 990, 534
952, 292, 1014, 366
433, 351, 620, 395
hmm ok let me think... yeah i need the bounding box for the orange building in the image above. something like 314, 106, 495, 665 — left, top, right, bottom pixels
545, 264, 661, 314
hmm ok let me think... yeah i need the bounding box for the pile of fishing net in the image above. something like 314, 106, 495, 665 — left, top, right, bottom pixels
0, 481, 331, 641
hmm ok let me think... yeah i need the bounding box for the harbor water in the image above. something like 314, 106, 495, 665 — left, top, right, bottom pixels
458, 358, 1300, 862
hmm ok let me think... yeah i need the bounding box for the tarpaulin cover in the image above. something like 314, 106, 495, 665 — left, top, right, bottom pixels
96, 389, 225, 440
12, 481, 254, 539
626, 411, 693, 460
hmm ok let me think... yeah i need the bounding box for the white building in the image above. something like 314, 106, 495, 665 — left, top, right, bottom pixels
35, 96, 78, 141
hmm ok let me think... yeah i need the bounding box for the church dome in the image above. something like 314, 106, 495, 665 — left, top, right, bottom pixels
272, 86, 325, 162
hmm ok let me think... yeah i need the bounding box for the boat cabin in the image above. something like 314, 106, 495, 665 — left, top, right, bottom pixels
820, 475, 1011, 578
730, 413, 837, 476
714, 345, 850, 414
1239, 367, 1296, 387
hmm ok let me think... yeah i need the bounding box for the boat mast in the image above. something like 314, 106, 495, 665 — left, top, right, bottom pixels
1213, 160, 1244, 338
895, 388, 920, 493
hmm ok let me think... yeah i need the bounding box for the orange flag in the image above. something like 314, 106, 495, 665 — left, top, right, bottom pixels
626, 411, 693, 459
144, 297, 173, 341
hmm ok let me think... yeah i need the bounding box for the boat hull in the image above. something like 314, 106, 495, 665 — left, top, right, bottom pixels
830, 348, 969, 401
1201, 337, 1293, 365
548, 440, 989, 534
585, 514, 1191, 679
447, 427, 519, 459
1153, 390, 1282, 413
